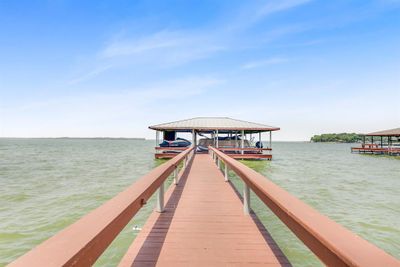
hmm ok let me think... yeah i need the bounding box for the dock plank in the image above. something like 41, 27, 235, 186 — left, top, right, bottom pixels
119, 154, 290, 267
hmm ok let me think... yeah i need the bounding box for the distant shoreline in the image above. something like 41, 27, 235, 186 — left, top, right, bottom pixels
310, 133, 362, 143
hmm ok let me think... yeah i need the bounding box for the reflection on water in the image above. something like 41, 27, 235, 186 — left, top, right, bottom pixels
0, 139, 399, 266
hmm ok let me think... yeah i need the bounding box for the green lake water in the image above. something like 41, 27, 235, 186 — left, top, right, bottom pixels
0, 139, 399, 266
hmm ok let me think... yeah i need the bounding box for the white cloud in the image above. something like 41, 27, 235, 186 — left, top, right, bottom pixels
68, 64, 114, 85
99, 30, 226, 65
68, 1, 314, 85
101, 31, 184, 58
68, 30, 226, 84
242, 57, 289, 69
257, 0, 313, 18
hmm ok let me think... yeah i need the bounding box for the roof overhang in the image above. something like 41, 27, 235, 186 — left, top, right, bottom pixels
148, 117, 280, 133
364, 127, 400, 137
148, 127, 280, 133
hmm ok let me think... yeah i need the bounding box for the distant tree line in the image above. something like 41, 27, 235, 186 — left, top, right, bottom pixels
310, 133, 362, 143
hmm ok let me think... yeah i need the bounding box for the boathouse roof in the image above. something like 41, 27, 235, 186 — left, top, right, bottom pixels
366, 127, 400, 136
149, 117, 280, 132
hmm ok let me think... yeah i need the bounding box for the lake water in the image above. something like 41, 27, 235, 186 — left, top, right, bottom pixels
0, 139, 399, 266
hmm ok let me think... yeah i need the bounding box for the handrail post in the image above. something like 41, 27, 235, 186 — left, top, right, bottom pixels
224, 163, 228, 182
156, 182, 165, 213
243, 183, 250, 215
217, 157, 220, 169
173, 167, 178, 185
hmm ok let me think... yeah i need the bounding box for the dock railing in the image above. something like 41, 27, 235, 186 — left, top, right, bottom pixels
216, 147, 271, 154
209, 146, 400, 267
9, 146, 195, 267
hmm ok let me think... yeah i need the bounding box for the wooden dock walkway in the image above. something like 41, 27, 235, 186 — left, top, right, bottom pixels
120, 154, 289, 266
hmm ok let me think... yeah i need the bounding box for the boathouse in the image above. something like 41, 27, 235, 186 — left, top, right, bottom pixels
351, 127, 400, 155
149, 117, 280, 160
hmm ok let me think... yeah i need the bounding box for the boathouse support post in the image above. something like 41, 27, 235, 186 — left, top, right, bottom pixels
156, 131, 159, 147
241, 130, 244, 155
243, 183, 250, 215
156, 182, 164, 213
235, 131, 238, 153
259, 132, 262, 153
192, 129, 195, 148
224, 163, 228, 182
216, 130, 219, 148
269, 131, 272, 149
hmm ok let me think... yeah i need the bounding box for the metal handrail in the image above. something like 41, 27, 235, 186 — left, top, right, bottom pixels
9, 147, 195, 267
209, 146, 400, 267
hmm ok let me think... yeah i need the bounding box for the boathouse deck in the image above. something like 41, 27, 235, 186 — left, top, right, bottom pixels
9, 147, 400, 267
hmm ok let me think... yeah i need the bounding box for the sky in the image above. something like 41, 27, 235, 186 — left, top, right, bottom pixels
0, 0, 399, 140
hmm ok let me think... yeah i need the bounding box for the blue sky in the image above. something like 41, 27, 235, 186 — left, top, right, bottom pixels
0, 0, 399, 140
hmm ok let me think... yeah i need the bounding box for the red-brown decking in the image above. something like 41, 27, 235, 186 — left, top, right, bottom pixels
119, 154, 289, 267
155, 153, 272, 160
156, 147, 272, 160
351, 146, 400, 155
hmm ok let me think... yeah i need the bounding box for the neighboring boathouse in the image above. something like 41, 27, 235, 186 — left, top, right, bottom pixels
351, 127, 400, 156
149, 117, 280, 160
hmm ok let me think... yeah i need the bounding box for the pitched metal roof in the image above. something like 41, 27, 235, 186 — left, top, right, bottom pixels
366, 127, 400, 136
149, 117, 280, 132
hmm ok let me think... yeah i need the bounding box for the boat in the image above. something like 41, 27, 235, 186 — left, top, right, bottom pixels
159, 137, 191, 147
